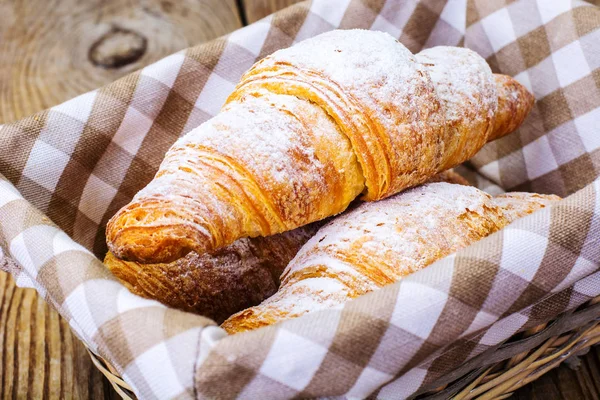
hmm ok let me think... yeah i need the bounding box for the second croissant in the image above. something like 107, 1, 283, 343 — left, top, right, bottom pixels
222, 183, 560, 334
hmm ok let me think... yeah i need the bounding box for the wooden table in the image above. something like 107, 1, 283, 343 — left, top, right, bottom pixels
0, 1, 598, 398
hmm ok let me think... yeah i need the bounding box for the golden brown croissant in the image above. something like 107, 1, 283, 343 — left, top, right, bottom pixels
221, 184, 559, 334
104, 223, 320, 323
106, 30, 534, 264
103, 170, 466, 321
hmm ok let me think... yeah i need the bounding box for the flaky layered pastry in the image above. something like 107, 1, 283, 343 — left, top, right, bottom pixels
222, 184, 560, 334
106, 30, 534, 264
104, 170, 467, 320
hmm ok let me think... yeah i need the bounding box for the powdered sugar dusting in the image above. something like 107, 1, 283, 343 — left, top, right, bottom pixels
262, 277, 350, 317
417, 47, 496, 122
178, 92, 313, 185
416, 46, 497, 169
109, 29, 519, 266
277, 30, 419, 107
112, 87, 362, 259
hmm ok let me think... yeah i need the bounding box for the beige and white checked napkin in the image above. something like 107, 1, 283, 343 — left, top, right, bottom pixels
1, 0, 600, 398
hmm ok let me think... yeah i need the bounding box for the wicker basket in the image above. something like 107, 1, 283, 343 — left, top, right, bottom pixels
88, 296, 600, 399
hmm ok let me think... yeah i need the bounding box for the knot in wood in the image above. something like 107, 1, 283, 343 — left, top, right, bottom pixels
89, 27, 147, 69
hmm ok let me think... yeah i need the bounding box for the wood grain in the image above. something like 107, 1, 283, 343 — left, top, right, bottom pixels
0, 0, 241, 123
241, 0, 304, 23
0, 271, 117, 399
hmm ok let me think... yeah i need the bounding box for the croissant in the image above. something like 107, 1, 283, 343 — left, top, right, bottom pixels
104, 170, 468, 321
104, 223, 320, 323
221, 184, 560, 334
106, 30, 534, 264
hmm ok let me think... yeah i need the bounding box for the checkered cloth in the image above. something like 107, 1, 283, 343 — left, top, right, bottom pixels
1, 0, 599, 398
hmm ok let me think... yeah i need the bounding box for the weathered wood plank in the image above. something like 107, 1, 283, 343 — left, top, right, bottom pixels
0, 0, 242, 123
